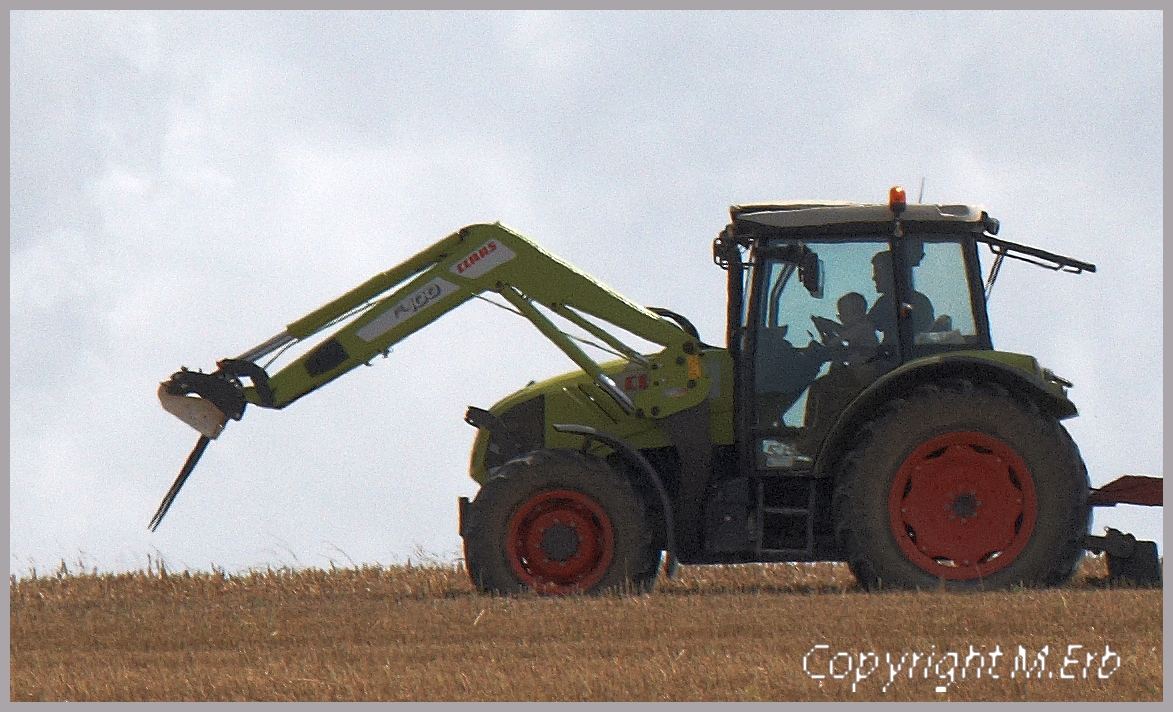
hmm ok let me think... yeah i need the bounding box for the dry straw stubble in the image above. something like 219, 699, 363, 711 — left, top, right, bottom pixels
10, 556, 1161, 701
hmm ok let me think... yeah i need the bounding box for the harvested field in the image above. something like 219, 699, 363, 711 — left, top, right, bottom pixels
10, 556, 1161, 701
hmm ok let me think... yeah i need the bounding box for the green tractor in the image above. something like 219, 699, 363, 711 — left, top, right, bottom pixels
155, 187, 1162, 592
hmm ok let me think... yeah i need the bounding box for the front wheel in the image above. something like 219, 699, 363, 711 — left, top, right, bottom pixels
833, 380, 1090, 591
463, 449, 660, 595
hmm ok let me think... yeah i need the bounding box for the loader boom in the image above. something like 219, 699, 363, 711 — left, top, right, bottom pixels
153, 222, 711, 528
245, 222, 706, 413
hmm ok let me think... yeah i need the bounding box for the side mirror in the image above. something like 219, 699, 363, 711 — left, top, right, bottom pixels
767, 243, 824, 298
800, 255, 824, 299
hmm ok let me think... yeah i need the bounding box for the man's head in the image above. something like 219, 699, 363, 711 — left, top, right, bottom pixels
871, 250, 893, 292
906, 240, 925, 267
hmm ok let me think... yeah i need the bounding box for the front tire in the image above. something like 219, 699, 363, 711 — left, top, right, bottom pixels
833, 380, 1090, 591
463, 449, 660, 595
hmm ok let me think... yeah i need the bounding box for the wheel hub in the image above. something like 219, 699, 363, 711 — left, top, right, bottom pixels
507, 489, 614, 594
889, 431, 1038, 579
538, 520, 581, 562
951, 492, 978, 519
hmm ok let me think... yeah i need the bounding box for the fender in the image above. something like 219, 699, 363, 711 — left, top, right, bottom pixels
551, 423, 679, 578
813, 352, 1079, 480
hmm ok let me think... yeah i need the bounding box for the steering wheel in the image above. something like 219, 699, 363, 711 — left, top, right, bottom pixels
809, 315, 841, 345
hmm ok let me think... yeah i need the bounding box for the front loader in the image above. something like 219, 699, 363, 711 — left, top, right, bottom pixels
156, 188, 1162, 593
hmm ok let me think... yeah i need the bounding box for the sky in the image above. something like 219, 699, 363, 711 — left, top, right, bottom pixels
10, 11, 1163, 576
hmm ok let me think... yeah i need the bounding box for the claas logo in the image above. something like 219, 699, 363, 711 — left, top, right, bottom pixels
456, 240, 499, 274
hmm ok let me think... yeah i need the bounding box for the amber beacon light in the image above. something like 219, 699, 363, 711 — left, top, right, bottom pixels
889, 185, 907, 216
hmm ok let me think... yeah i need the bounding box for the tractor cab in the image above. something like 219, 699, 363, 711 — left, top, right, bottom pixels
718, 194, 1003, 471
708, 189, 1100, 562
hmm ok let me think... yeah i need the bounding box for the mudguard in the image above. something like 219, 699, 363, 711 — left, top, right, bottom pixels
815, 352, 1079, 480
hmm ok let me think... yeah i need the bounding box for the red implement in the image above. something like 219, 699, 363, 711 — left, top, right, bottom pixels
1088, 475, 1163, 507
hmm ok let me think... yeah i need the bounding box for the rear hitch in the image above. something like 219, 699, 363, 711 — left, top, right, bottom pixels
1083, 475, 1162, 587
1083, 528, 1162, 588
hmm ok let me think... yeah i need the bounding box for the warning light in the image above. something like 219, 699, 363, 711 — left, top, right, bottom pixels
889, 186, 907, 216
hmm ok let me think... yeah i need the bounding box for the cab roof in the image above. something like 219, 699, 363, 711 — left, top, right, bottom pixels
731, 201, 996, 233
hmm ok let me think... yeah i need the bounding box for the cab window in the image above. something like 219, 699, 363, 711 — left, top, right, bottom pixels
908, 240, 980, 347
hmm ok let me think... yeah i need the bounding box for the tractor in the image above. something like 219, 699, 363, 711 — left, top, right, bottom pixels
155, 187, 1162, 592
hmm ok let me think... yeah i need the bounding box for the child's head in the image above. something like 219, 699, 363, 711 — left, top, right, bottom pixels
838, 292, 867, 323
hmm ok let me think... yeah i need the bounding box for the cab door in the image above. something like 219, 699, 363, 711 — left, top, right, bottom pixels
746, 238, 901, 469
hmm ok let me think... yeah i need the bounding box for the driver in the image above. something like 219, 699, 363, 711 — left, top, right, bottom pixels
754, 323, 831, 426
867, 249, 934, 344
795, 249, 931, 455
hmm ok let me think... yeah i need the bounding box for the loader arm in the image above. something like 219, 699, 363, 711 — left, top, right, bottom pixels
260, 222, 702, 412
153, 223, 709, 529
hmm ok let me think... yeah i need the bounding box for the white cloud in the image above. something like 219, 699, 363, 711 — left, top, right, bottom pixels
504, 11, 597, 79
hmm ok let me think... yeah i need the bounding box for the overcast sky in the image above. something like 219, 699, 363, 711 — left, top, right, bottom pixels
10, 11, 1162, 575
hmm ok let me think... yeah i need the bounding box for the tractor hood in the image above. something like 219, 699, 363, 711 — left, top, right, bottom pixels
467, 348, 734, 483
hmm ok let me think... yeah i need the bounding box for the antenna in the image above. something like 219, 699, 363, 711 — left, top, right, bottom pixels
917, 177, 926, 203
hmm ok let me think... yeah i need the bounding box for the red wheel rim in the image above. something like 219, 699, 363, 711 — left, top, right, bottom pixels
888, 431, 1037, 580
506, 489, 614, 594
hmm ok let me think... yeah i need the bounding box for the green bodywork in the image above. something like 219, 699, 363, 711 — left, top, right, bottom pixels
470, 346, 1073, 485
877, 349, 1070, 401
467, 349, 737, 484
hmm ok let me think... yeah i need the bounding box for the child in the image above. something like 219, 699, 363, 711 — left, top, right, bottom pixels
835, 292, 879, 367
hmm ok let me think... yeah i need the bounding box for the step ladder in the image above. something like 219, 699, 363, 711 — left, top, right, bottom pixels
755, 471, 817, 558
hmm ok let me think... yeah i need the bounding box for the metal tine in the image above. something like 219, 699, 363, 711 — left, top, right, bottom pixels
149, 435, 211, 531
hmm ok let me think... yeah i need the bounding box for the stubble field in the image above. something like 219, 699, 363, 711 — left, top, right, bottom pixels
10, 556, 1161, 701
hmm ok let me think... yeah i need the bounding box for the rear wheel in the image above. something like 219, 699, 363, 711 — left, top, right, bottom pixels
833, 380, 1089, 591
463, 449, 660, 595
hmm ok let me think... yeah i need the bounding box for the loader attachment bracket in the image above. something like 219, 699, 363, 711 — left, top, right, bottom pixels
162, 359, 274, 423
215, 358, 275, 406
163, 368, 247, 421
158, 383, 229, 440
159, 359, 274, 440
464, 406, 522, 455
